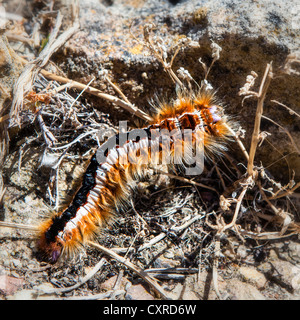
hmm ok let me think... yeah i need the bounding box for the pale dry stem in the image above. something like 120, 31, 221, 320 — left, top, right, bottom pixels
87, 240, 170, 299
40, 69, 153, 122
271, 99, 300, 120
0, 221, 39, 231
247, 63, 273, 177
268, 181, 300, 200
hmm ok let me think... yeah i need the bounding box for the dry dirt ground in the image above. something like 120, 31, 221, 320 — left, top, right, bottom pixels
0, 0, 300, 300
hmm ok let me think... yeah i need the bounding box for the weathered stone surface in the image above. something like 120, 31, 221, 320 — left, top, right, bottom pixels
0, 274, 24, 296
225, 279, 266, 300
125, 284, 155, 300
264, 260, 300, 293
101, 274, 132, 291
153, 256, 181, 268
8, 283, 57, 300
238, 266, 267, 289
59, 0, 300, 181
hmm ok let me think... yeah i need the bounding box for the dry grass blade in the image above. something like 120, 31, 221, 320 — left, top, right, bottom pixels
138, 213, 204, 252
36, 111, 57, 147
268, 181, 300, 200
0, 174, 5, 205
137, 232, 167, 252
238, 228, 298, 240
0, 114, 10, 124
212, 234, 222, 299
271, 99, 300, 119
5, 32, 34, 45
247, 63, 273, 176
170, 214, 204, 232
144, 267, 198, 274
224, 123, 249, 161
0, 221, 39, 231
10, 12, 79, 126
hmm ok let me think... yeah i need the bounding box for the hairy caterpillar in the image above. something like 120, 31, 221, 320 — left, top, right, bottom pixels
37, 90, 236, 263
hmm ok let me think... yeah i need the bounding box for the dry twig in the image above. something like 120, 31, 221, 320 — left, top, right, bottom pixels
87, 240, 170, 299
40, 69, 152, 122
155, 168, 218, 193
247, 63, 273, 176
268, 181, 300, 201
0, 221, 38, 231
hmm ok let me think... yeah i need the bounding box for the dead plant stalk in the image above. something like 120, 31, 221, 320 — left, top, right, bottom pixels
40, 69, 152, 122
247, 63, 273, 176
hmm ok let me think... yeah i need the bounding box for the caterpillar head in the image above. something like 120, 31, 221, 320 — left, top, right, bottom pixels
36, 219, 64, 263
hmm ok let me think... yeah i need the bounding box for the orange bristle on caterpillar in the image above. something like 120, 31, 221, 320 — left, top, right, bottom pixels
37, 90, 237, 263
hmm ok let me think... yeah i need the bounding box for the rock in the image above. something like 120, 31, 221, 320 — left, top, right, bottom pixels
236, 245, 249, 260
287, 242, 300, 264
225, 279, 266, 300
0, 274, 24, 296
11, 259, 21, 268
7, 289, 35, 300
258, 261, 273, 274
238, 266, 267, 289
181, 289, 199, 300
34, 284, 58, 300
163, 282, 184, 300
7, 283, 57, 300
59, 0, 300, 182
180, 272, 227, 300
163, 249, 175, 259
291, 272, 300, 293
125, 284, 155, 300
153, 257, 181, 269
268, 261, 300, 293
164, 280, 201, 300
101, 275, 131, 291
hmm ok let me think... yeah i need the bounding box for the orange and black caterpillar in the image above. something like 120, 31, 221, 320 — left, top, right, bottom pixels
37, 90, 237, 263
